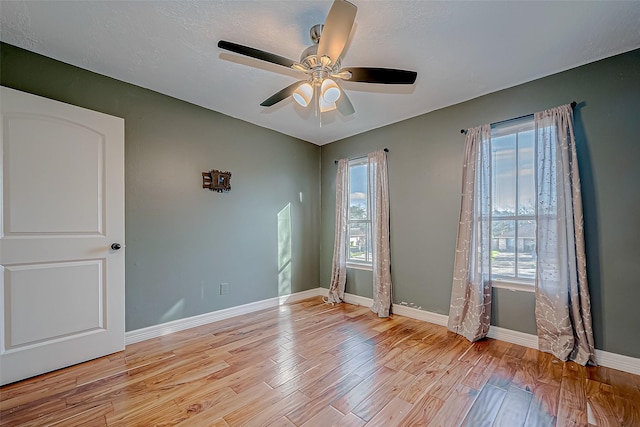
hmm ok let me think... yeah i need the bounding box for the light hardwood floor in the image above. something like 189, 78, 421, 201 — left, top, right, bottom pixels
1, 296, 639, 426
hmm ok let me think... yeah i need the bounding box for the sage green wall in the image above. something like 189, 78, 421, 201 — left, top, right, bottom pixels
321, 49, 640, 358
1, 43, 321, 331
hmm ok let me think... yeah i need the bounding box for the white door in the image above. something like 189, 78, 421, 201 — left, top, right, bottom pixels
0, 86, 125, 385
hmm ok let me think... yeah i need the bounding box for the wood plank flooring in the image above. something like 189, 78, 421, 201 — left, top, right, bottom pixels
1, 296, 639, 426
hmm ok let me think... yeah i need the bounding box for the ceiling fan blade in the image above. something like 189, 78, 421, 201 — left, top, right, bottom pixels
340, 67, 417, 84
260, 81, 306, 107
336, 90, 355, 116
218, 40, 296, 68
317, 0, 357, 64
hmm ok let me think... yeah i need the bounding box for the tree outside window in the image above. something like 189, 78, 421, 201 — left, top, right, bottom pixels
347, 160, 372, 266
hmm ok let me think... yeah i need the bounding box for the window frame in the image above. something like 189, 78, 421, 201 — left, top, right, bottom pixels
346, 157, 372, 270
490, 116, 537, 291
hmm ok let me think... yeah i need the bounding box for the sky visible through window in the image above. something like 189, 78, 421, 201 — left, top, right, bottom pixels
492, 130, 535, 215
349, 162, 368, 213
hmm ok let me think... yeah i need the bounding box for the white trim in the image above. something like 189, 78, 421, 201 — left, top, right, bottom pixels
125, 288, 324, 345
486, 326, 538, 349
343, 292, 374, 307
125, 287, 640, 375
595, 349, 640, 376
392, 304, 449, 327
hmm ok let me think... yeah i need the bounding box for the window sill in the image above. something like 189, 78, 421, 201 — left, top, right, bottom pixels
492, 279, 535, 293
347, 262, 372, 272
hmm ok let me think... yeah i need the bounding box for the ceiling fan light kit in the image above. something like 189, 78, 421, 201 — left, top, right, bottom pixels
293, 83, 313, 107
321, 79, 341, 103
320, 95, 337, 113
218, 0, 417, 118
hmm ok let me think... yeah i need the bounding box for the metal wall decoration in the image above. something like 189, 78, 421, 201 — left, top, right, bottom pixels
202, 169, 231, 193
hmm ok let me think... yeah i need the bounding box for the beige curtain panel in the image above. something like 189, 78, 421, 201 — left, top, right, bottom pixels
327, 158, 348, 304
447, 125, 493, 341
534, 104, 595, 365
369, 150, 393, 317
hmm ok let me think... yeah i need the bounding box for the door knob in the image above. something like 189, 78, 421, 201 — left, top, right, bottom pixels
111, 243, 122, 250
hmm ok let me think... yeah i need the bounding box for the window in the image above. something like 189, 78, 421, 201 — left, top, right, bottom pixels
490, 117, 536, 287
347, 158, 372, 268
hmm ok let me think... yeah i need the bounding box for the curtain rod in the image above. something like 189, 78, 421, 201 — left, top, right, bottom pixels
459, 101, 577, 135
334, 148, 389, 164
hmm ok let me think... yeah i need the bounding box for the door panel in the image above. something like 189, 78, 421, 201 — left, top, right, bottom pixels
0, 86, 124, 385
5, 115, 104, 234
5, 260, 104, 349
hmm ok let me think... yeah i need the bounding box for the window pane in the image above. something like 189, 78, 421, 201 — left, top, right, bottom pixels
491, 220, 515, 278
349, 163, 368, 220
518, 130, 535, 215
348, 222, 369, 262
517, 220, 536, 280
492, 135, 516, 216
490, 117, 536, 285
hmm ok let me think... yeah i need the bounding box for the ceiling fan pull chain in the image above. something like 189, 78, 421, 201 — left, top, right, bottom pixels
314, 81, 320, 119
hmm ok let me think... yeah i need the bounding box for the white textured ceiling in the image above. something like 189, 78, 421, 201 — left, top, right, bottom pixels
1, 1, 639, 145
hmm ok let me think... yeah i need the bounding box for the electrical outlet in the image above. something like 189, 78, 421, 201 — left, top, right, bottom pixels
219, 283, 229, 295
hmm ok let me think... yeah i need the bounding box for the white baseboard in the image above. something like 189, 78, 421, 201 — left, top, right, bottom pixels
595, 349, 640, 376
343, 292, 374, 308
486, 326, 538, 350
126, 286, 640, 375
125, 288, 324, 345
392, 304, 449, 327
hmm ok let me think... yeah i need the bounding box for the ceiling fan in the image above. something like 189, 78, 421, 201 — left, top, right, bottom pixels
218, 0, 417, 116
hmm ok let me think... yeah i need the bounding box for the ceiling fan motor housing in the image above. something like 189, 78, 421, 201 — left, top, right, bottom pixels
310, 24, 324, 44
300, 25, 342, 82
